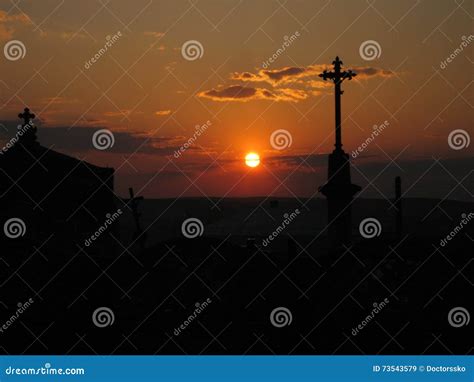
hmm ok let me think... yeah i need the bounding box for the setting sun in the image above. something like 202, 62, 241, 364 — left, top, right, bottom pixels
245, 152, 260, 168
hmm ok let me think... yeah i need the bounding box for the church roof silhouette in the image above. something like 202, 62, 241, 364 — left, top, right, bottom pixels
0, 108, 116, 252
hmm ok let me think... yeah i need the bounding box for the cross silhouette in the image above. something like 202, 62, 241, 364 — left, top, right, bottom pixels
127, 187, 146, 250
319, 57, 356, 151
18, 107, 35, 126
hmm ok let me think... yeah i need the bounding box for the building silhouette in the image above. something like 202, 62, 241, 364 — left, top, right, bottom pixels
0, 108, 116, 254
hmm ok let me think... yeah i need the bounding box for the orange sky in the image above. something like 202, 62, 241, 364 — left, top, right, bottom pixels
0, 0, 472, 200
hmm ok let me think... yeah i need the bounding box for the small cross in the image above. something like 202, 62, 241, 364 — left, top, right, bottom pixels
129, 187, 144, 207
18, 108, 35, 126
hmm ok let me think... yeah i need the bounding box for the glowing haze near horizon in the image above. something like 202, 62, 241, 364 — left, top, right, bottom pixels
0, 0, 472, 200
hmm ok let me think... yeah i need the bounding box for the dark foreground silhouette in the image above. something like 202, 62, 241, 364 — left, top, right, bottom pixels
1, 196, 472, 355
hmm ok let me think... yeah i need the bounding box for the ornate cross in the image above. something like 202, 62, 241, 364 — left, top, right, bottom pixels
18, 107, 35, 127
319, 57, 356, 152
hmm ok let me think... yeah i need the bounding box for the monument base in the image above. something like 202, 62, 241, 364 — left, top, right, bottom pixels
319, 149, 361, 247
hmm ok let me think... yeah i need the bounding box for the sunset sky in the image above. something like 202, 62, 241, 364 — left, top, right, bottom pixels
0, 0, 472, 200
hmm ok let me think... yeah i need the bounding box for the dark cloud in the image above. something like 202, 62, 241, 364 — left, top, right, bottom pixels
262, 66, 308, 83
198, 85, 308, 102
0, 120, 186, 156
230, 71, 262, 82
199, 85, 259, 101
231, 66, 318, 85
266, 154, 328, 168
352, 66, 394, 79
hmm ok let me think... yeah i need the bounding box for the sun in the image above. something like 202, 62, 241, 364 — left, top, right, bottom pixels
245, 152, 260, 168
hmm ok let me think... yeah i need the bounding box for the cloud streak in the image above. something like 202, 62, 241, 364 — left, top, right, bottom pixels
198, 85, 308, 102
0, 10, 30, 40
155, 110, 172, 116
201, 64, 395, 103
231, 65, 394, 85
